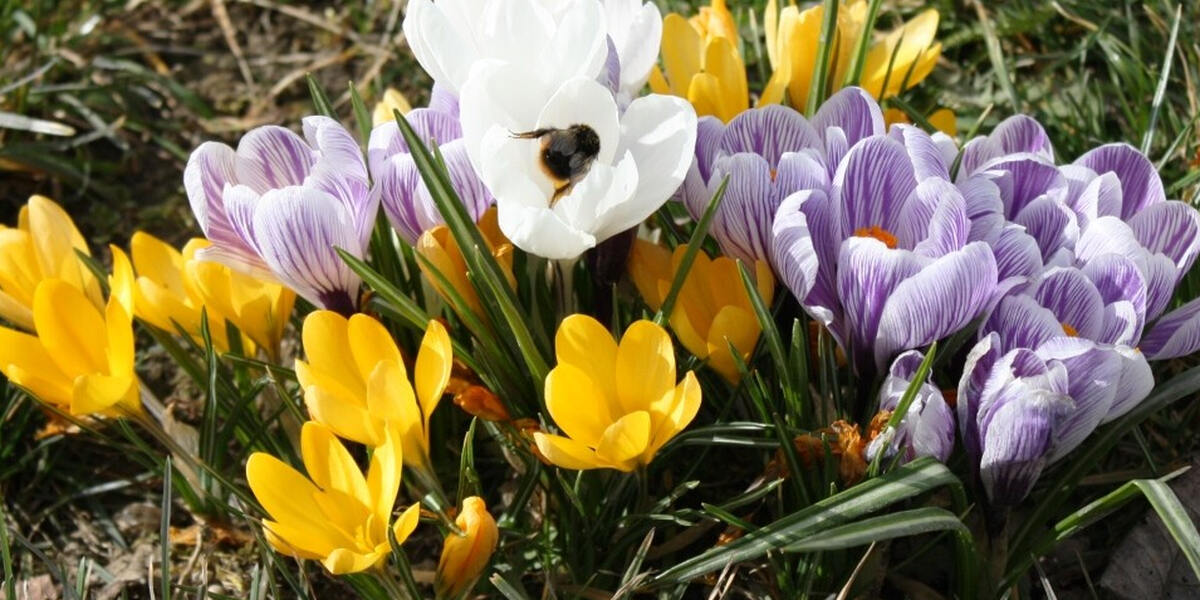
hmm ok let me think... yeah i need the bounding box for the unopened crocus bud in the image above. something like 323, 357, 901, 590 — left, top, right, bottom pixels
436, 496, 499, 599
865, 350, 956, 465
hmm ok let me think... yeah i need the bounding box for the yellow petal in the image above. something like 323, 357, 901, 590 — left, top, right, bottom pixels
26, 196, 102, 309
261, 521, 326, 560
347, 314, 404, 381
303, 382, 379, 446
648, 64, 670, 95
323, 547, 387, 575
262, 519, 335, 560
648, 372, 702, 458
246, 452, 325, 528
862, 9, 940, 99
662, 13, 703, 97
108, 245, 136, 319
415, 319, 451, 427
782, 5, 823, 110
392, 502, 422, 545
33, 280, 106, 375
300, 422, 371, 506
436, 496, 498, 598
702, 36, 748, 122
366, 427, 404, 531
595, 411, 652, 469
104, 294, 136, 380
554, 314, 619, 404
706, 305, 761, 383
533, 432, 602, 470
367, 360, 425, 469
666, 292, 711, 362
928, 107, 957, 137
130, 232, 186, 297
71, 372, 136, 417
764, 0, 780, 69
627, 239, 672, 310
687, 72, 727, 121
545, 364, 615, 447
301, 310, 363, 393
372, 88, 412, 126
615, 321, 676, 414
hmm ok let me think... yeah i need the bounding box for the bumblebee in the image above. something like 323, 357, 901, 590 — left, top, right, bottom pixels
512, 124, 601, 205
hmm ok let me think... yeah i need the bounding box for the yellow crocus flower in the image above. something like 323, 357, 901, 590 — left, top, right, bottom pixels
650, 0, 749, 123
117, 232, 247, 353
416, 207, 515, 322
435, 496, 499, 599
0, 270, 138, 417
295, 311, 452, 474
629, 240, 774, 383
533, 315, 701, 472
245, 421, 421, 574
761, 0, 941, 108
184, 241, 295, 360
0, 195, 103, 331
372, 87, 413, 126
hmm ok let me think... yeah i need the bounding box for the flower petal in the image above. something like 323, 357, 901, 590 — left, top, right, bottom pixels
1074, 143, 1165, 219
615, 320, 675, 415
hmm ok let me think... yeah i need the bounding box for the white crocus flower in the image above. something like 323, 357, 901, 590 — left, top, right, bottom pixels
403, 0, 607, 105
460, 63, 697, 259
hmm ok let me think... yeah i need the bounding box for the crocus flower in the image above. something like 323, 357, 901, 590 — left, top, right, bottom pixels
295, 311, 452, 475
628, 239, 774, 382
184, 116, 376, 314
532, 315, 701, 471
0, 262, 138, 417
121, 233, 246, 353
459, 71, 696, 259
371, 87, 413, 126
436, 496, 499, 599
416, 208, 515, 322
0, 195, 103, 331
368, 90, 494, 245
649, 0, 748, 122
958, 331, 1150, 506
184, 243, 295, 361
865, 349, 955, 464
761, 0, 941, 109
772, 131, 999, 374
680, 88, 886, 267
245, 421, 421, 574
403, 0, 607, 106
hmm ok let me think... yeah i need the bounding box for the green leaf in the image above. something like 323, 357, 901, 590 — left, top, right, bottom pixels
841, 0, 884, 88
652, 457, 961, 584
349, 81, 373, 145
970, 0, 1020, 110
306, 73, 335, 118
805, 0, 840, 115
654, 176, 729, 327
867, 342, 937, 477
785, 507, 966, 552
1140, 4, 1182, 154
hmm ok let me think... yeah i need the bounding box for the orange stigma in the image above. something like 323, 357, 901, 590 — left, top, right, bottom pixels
854, 225, 898, 249
1061, 323, 1078, 337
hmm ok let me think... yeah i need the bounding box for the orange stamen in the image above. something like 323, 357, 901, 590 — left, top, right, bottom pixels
1061, 323, 1078, 337
854, 225, 898, 249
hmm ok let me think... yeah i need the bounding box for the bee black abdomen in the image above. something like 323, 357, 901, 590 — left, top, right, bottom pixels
514, 124, 602, 187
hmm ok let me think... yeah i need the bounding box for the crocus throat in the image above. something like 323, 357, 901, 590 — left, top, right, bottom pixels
1061, 323, 1078, 337
854, 225, 898, 249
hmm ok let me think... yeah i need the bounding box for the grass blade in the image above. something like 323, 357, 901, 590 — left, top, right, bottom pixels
805, 0, 841, 116
655, 176, 728, 326
785, 507, 966, 552
1140, 4, 1182, 154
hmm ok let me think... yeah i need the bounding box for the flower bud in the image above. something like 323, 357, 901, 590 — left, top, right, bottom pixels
436, 496, 499, 599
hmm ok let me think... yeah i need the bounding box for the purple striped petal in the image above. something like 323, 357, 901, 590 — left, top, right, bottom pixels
832, 136, 918, 238
428, 82, 460, 119
183, 141, 242, 247
888, 124, 950, 182
251, 186, 363, 314
1036, 338, 1122, 463
1034, 268, 1104, 340
977, 348, 1071, 506
1129, 200, 1200, 275
366, 109, 463, 176
1142, 253, 1178, 322
795, 189, 841, 334
708, 153, 776, 265
1105, 345, 1153, 421
836, 237, 925, 372
1142, 297, 1200, 359
308, 162, 376, 247
1074, 143, 1165, 220
1013, 196, 1078, 262
718, 104, 821, 168
977, 153, 1065, 217
872, 349, 955, 463
990, 225, 1043, 288
959, 333, 1002, 460
303, 116, 368, 183
773, 150, 830, 195
771, 191, 819, 302
812, 87, 884, 150
693, 116, 726, 182
1066, 170, 1122, 228
958, 174, 1006, 242
234, 126, 316, 193
984, 294, 1063, 353
961, 114, 1053, 176
873, 242, 997, 369
376, 152, 429, 243
900, 179, 969, 258
1081, 253, 1146, 345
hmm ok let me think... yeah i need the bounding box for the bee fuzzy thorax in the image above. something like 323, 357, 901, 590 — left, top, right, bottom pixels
512, 124, 601, 204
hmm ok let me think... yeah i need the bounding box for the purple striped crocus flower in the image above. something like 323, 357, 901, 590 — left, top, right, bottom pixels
680, 87, 884, 268
368, 86, 494, 245
865, 349, 955, 464
772, 128, 1000, 375
185, 116, 376, 315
